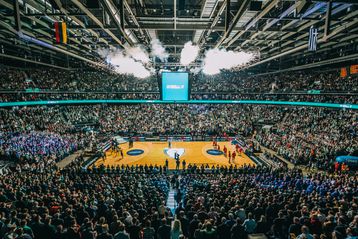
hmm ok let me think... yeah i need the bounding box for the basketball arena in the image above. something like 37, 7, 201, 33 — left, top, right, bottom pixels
0, 0, 357, 239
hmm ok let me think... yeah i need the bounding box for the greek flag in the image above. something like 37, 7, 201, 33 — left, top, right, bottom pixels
308, 27, 318, 51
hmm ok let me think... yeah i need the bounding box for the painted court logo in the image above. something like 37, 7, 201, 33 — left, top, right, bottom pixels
206, 149, 224, 156
164, 148, 185, 158
127, 149, 144, 156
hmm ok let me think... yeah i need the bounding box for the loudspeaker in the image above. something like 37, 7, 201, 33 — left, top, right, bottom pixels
249, 1, 262, 11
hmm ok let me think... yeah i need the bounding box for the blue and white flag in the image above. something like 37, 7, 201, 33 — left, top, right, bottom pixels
308, 27, 318, 51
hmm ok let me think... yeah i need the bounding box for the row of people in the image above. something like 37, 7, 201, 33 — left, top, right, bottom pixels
0, 68, 158, 92
191, 72, 358, 93
0, 93, 356, 104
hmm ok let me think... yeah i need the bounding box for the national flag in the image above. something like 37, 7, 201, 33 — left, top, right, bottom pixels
54, 21, 67, 44
308, 27, 318, 51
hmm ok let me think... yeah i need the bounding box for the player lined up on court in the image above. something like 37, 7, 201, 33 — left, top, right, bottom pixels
213, 139, 238, 164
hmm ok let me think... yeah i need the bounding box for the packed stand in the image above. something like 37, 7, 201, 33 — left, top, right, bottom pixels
179, 167, 357, 239
0, 67, 158, 92
0, 106, 92, 165
191, 94, 357, 104
0, 104, 355, 170
0, 93, 159, 102
1, 93, 356, 104
191, 72, 358, 93
0, 104, 278, 137
1, 67, 357, 103
0, 164, 356, 239
255, 107, 357, 169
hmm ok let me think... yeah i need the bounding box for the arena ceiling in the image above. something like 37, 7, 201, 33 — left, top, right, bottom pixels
0, 0, 357, 73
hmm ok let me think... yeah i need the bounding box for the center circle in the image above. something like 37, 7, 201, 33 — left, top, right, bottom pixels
127, 149, 144, 156
207, 149, 224, 156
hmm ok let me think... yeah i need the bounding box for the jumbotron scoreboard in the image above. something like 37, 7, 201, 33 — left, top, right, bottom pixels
161, 72, 190, 101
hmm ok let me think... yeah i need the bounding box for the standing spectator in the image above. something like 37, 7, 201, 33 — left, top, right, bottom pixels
114, 223, 130, 239
231, 218, 247, 239
217, 217, 230, 239
178, 211, 189, 238
201, 221, 217, 239
143, 220, 155, 239
256, 215, 269, 234
182, 160, 186, 171
30, 215, 45, 239
15, 228, 32, 239
157, 218, 171, 239
128, 218, 141, 239
289, 217, 302, 237
97, 224, 114, 239
242, 213, 257, 234
20, 220, 34, 238
189, 214, 200, 239
297, 226, 313, 239
43, 216, 56, 238
171, 219, 183, 239
225, 213, 236, 229
273, 212, 287, 238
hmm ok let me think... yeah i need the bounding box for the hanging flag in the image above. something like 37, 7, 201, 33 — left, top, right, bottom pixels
350, 64, 358, 75
340, 67, 348, 78
54, 21, 67, 44
308, 27, 318, 51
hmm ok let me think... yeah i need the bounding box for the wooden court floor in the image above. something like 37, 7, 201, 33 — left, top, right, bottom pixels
94, 141, 255, 170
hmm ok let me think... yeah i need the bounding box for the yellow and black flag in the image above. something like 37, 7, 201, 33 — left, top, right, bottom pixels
54, 21, 67, 44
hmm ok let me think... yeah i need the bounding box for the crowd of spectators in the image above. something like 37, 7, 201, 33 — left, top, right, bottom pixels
0, 131, 80, 163
0, 67, 356, 103
0, 93, 159, 102
0, 67, 356, 239
191, 72, 358, 93
0, 106, 92, 165
180, 167, 357, 239
0, 163, 356, 239
0, 104, 276, 136
0, 104, 355, 170
1, 93, 356, 104
191, 94, 357, 104
0, 68, 158, 92
255, 107, 357, 169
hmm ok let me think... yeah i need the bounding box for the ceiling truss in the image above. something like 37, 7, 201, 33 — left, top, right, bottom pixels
0, 0, 357, 73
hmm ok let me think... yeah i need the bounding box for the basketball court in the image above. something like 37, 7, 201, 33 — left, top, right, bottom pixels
94, 141, 255, 169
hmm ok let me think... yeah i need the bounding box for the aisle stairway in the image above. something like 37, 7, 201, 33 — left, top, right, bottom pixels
166, 189, 176, 214
56, 150, 85, 169
166, 174, 182, 215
